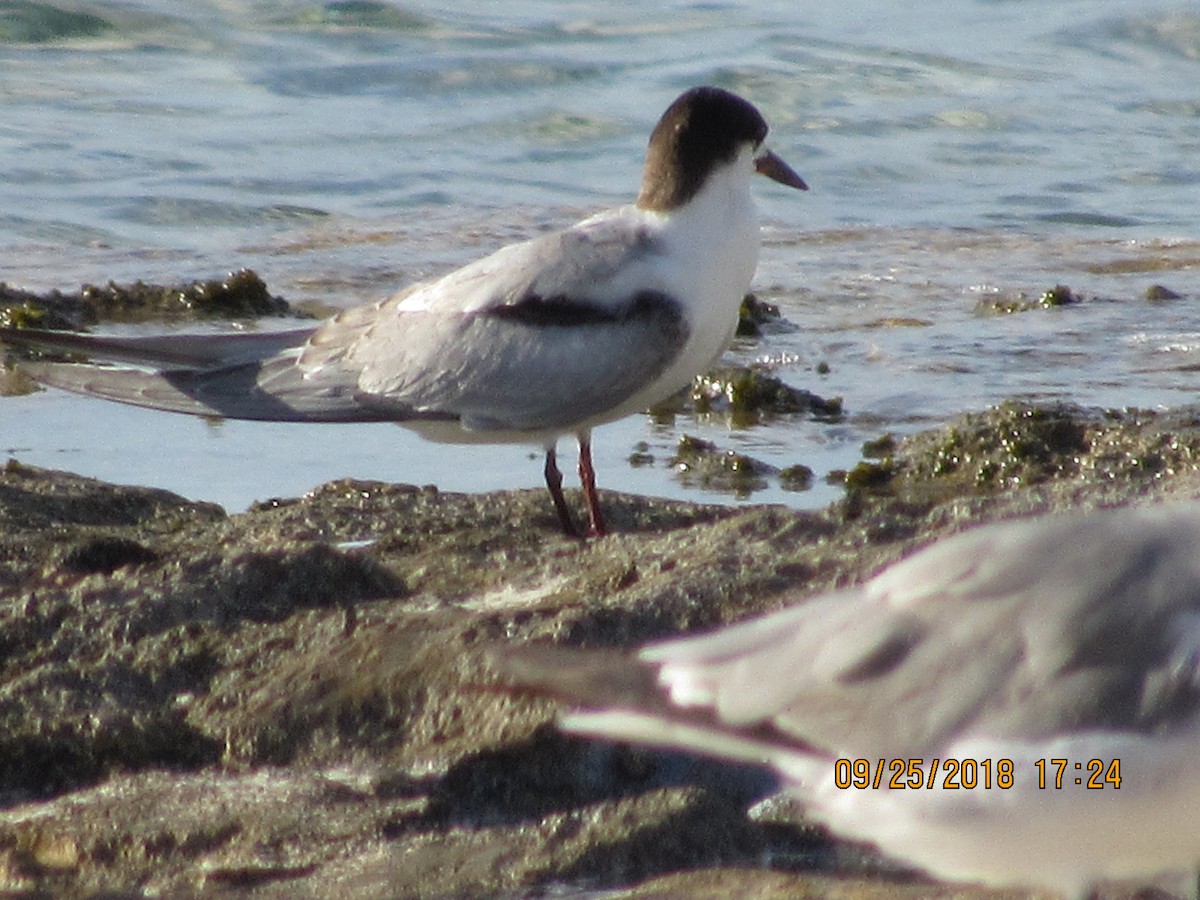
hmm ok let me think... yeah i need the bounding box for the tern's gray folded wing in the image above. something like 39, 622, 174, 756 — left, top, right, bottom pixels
308, 289, 689, 432
292, 213, 688, 432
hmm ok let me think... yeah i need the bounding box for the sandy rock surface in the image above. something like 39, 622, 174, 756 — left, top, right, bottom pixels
3, 399, 1200, 898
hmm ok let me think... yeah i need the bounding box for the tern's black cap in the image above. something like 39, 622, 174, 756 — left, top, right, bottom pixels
637, 86, 771, 212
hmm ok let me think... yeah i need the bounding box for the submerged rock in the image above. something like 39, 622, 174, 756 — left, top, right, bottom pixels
735, 292, 789, 337
1145, 283, 1184, 301
658, 364, 842, 429
975, 283, 1084, 314
669, 434, 775, 497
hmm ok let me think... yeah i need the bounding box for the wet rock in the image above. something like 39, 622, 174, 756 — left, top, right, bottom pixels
1145, 284, 1184, 301
837, 401, 1200, 515
976, 283, 1084, 314
862, 433, 898, 458
0, 457, 224, 535
661, 364, 843, 428
79, 269, 291, 322
3, 399, 1200, 897
668, 435, 774, 498
0, 269, 292, 332
735, 293, 789, 337
0, 284, 83, 331
778, 464, 815, 492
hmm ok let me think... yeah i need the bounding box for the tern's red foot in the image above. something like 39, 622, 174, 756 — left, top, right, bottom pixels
544, 447, 582, 537
578, 435, 608, 537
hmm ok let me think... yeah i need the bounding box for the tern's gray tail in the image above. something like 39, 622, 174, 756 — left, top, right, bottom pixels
0, 326, 314, 370
0, 325, 395, 423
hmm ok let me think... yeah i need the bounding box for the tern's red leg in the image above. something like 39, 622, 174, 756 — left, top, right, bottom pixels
544, 446, 581, 537
577, 433, 607, 537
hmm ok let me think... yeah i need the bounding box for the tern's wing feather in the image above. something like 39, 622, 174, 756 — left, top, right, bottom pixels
3, 324, 396, 421
0, 325, 315, 369
299, 214, 691, 431
17, 355, 394, 422
346, 291, 686, 430
383, 209, 669, 317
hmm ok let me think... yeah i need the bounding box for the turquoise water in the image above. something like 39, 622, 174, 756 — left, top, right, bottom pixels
2, 1, 1199, 512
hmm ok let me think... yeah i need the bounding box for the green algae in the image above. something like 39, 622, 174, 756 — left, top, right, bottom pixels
735, 293, 784, 337
0, 270, 292, 333
77, 269, 290, 322
686, 365, 843, 427
976, 283, 1084, 315
669, 435, 772, 498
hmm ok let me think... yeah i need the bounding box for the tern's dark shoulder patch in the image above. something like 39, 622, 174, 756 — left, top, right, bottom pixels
485, 289, 685, 332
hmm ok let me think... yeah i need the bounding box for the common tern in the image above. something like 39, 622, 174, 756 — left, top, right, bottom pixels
0, 86, 806, 536
493, 503, 1200, 895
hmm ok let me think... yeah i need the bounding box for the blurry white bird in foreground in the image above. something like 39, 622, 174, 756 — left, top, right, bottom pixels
494, 502, 1200, 897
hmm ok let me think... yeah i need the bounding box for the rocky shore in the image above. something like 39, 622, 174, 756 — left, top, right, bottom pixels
3, 397, 1200, 898
4, 274, 1199, 897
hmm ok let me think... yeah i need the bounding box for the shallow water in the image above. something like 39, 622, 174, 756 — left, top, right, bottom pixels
2, 1, 1198, 512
